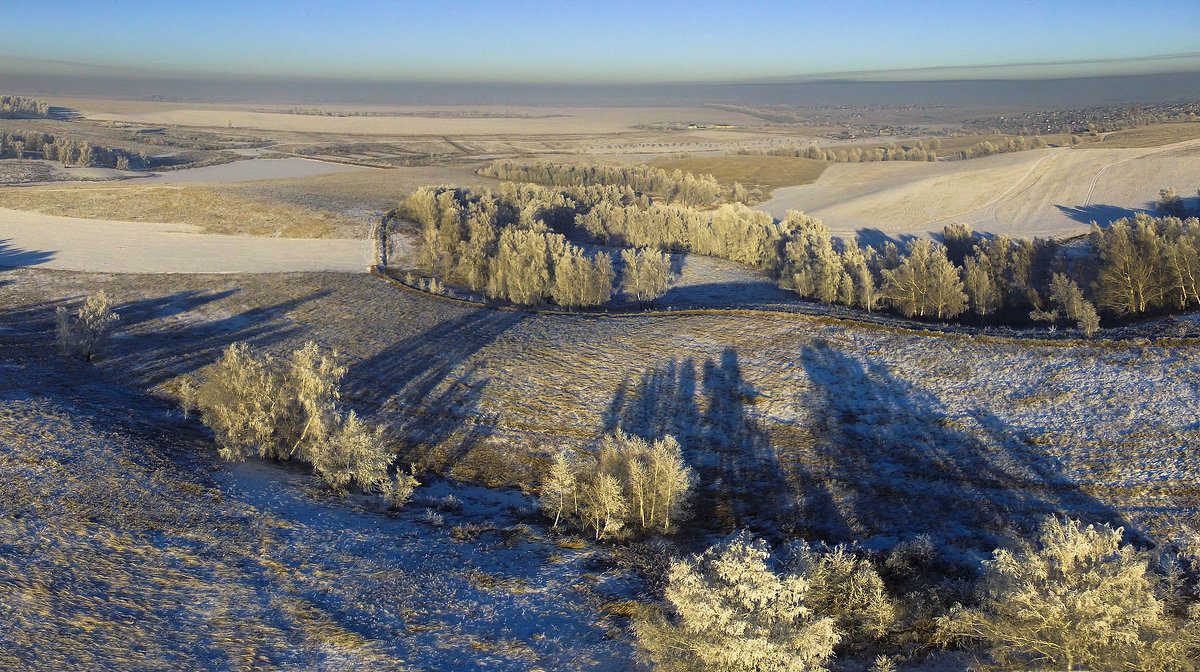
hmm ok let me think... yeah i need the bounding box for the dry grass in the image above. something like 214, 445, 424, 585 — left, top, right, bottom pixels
0, 184, 361, 237
651, 154, 827, 191
1094, 122, 1200, 148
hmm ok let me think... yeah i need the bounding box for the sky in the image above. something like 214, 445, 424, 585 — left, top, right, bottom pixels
3, 0, 1200, 83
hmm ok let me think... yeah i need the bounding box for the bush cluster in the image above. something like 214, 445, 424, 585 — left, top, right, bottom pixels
638, 518, 1200, 672
190, 341, 411, 503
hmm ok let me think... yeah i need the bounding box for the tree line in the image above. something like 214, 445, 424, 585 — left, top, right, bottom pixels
405, 169, 1200, 331
0, 95, 50, 119
399, 184, 676, 308
0, 130, 149, 169
740, 135, 1056, 164
476, 159, 745, 207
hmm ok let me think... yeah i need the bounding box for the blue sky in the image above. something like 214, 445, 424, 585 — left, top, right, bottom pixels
4, 0, 1200, 82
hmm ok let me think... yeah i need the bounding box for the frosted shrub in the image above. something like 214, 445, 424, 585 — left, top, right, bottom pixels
55, 290, 119, 361
382, 466, 420, 509
194, 341, 394, 495
938, 516, 1194, 672
635, 532, 839, 672
787, 542, 896, 641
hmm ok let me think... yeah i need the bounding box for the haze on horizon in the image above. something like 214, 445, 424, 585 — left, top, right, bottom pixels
4, 0, 1200, 85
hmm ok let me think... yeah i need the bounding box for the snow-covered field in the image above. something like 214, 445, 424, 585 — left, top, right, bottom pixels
759, 139, 1200, 241
0, 287, 636, 671
0, 207, 371, 273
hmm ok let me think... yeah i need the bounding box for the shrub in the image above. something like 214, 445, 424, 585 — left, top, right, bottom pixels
194, 341, 396, 498
787, 542, 896, 642
55, 290, 119, 362
938, 516, 1195, 672
634, 531, 840, 672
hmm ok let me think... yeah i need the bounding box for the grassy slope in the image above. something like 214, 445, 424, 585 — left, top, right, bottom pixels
7, 268, 1198, 556
0, 274, 635, 672
1093, 122, 1200, 148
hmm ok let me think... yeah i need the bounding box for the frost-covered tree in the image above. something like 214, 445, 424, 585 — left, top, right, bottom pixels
939, 517, 1193, 672
881, 239, 967, 319
551, 247, 614, 309
780, 211, 848, 304
55, 290, 120, 362
621, 248, 673, 306
942, 222, 975, 267
1157, 187, 1187, 218
635, 532, 840, 672
1091, 218, 1167, 316
1037, 273, 1100, 336
540, 450, 577, 528
540, 432, 694, 539
487, 227, 554, 305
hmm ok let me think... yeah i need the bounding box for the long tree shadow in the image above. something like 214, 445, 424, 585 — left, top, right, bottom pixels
606, 348, 804, 542
798, 340, 1134, 552
1055, 203, 1144, 225
114, 290, 330, 387
0, 239, 55, 268
343, 309, 525, 479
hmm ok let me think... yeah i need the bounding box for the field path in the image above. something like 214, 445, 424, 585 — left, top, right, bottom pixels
0, 208, 371, 273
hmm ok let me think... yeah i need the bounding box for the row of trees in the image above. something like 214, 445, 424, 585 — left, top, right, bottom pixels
405, 173, 1200, 329
637, 518, 1200, 672
777, 214, 1200, 332
477, 159, 738, 207
0, 131, 148, 169
540, 432, 695, 539
0, 95, 50, 119
745, 135, 1055, 164
754, 141, 939, 163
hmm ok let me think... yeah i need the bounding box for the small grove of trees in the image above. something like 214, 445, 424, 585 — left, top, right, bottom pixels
402, 185, 615, 308
189, 341, 417, 505
0, 130, 149, 168
477, 159, 735, 207
539, 432, 695, 540
0, 95, 50, 119
938, 517, 1198, 672
55, 290, 120, 362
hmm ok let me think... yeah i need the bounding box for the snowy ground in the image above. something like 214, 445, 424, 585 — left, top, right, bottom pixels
7, 267, 1198, 554
759, 139, 1200, 242
135, 158, 368, 184
0, 289, 637, 671
0, 208, 372, 273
